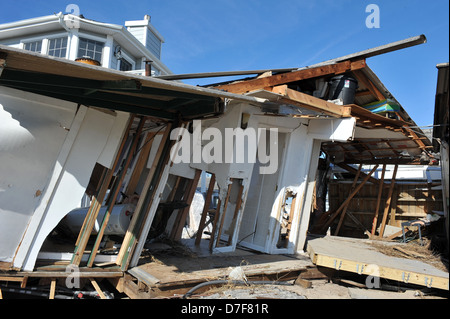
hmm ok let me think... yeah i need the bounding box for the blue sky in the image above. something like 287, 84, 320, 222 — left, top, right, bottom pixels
0, 0, 448, 127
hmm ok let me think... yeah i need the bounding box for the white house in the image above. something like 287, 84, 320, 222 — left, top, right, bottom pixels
0, 13, 172, 76
0, 32, 434, 277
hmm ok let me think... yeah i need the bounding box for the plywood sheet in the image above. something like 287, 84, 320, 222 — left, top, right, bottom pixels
307, 236, 449, 290
132, 253, 313, 288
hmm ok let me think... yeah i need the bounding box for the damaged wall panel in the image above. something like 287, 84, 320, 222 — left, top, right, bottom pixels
0, 87, 77, 266
9, 102, 129, 271
167, 101, 356, 256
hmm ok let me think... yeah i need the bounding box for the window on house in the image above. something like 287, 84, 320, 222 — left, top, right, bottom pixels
23, 41, 42, 53
77, 38, 104, 63
48, 37, 68, 58
119, 59, 132, 71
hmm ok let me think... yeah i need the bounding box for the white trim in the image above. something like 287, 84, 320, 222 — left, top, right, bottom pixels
103, 35, 114, 68
77, 31, 107, 43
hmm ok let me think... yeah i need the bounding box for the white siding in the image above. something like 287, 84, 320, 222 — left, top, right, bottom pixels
146, 30, 161, 59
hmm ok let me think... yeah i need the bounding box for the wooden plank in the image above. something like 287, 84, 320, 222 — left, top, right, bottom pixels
170, 169, 202, 240
388, 188, 399, 226
322, 165, 379, 231
335, 164, 362, 235
379, 165, 398, 237
313, 254, 448, 290
195, 173, 216, 246
209, 198, 221, 251
49, 279, 56, 299
215, 183, 233, 248
90, 278, 107, 299
352, 70, 385, 101
3, 271, 123, 278
132, 254, 313, 289
271, 85, 352, 117
294, 276, 312, 288
215, 60, 366, 94
116, 123, 172, 267
124, 131, 157, 197
227, 182, 244, 245
307, 237, 449, 290
336, 163, 386, 188
371, 164, 387, 235
71, 115, 136, 266
86, 117, 146, 267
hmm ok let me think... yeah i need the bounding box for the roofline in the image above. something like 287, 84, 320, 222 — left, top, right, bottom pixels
72, 15, 172, 74
0, 44, 268, 106
0, 14, 59, 30
0, 13, 172, 75
306, 34, 427, 68
154, 35, 427, 82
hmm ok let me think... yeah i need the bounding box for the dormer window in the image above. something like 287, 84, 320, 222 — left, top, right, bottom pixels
77, 37, 104, 63
23, 41, 42, 53
48, 37, 68, 58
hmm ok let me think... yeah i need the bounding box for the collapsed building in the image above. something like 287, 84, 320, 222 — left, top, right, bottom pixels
0, 33, 448, 298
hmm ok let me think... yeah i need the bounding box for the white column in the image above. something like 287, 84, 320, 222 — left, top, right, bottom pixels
67, 29, 79, 61
102, 35, 114, 68
41, 38, 50, 55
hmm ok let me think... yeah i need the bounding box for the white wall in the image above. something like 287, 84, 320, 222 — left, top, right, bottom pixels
0, 87, 77, 263
0, 86, 130, 270
17, 108, 129, 271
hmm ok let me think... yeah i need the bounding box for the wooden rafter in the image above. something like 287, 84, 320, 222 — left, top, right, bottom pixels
215, 60, 367, 94
352, 69, 386, 101
271, 85, 352, 117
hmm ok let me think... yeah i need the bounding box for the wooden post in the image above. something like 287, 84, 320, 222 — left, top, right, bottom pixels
209, 198, 221, 252
371, 164, 387, 236
378, 165, 398, 238
49, 279, 56, 299
195, 173, 216, 246
116, 123, 175, 270
215, 182, 233, 248
71, 115, 136, 266
170, 169, 202, 240
124, 131, 157, 197
322, 165, 379, 232
90, 278, 107, 299
86, 118, 146, 267
335, 164, 362, 235
227, 182, 244, 245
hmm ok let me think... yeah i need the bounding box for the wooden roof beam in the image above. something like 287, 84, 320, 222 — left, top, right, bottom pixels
352, 70, 386, 101
271, 85, 352, 118
215, 59, 367, 94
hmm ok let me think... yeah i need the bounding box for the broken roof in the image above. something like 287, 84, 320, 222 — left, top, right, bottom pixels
0, 45, 270, 121
158, 35, 432, 165
0, 34, 433, 165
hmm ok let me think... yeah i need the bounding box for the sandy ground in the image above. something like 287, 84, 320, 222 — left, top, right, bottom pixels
198, 279, 446, 299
